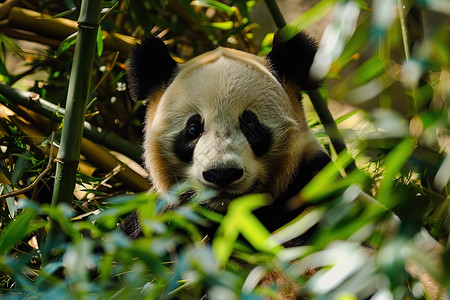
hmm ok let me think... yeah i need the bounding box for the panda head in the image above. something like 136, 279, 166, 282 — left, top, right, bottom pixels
128, 32, 327, 212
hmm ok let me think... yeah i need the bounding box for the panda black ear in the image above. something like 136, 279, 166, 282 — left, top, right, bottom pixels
267, 31, 320, 91
127, 36, 178, 101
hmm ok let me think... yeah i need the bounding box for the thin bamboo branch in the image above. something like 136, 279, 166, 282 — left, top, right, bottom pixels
0, 84, 143, 163
398, 0, 412, 60
397, 0, 431, 113
263, 0, 287, 29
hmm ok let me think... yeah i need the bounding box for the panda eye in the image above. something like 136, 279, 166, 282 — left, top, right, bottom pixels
185, 114, 203, 138
188, 123, 202, 137
246, 122, 255, 129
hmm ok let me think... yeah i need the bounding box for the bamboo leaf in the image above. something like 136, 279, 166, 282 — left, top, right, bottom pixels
377, 138, 416, 208
0, 209, 41, 255
191, 0, 235, 14
212, 194, 280, 267
280, 0, 337, 41
0, 34, 23, 57
56, 32, 77, 56
0, 184, 16, 218
349, 56, 387, 87
96, 26, 104, 57
0, 56, 10, 83
11, 151, 32, 187
207, 21, 234, 30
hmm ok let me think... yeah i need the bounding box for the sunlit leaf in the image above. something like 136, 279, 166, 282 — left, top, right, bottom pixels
191, 0, 234, 14
311, 1, 361, 80
208, 21, 234, 30
96, 26, 104, 57
280, 0, 337, 41
377, 138, 416, 208
213, 194, 280, 266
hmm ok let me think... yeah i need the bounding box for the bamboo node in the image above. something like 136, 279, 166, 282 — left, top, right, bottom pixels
29, 92, 40, 101
77, 22, 99, 30
54, 158, 79, 165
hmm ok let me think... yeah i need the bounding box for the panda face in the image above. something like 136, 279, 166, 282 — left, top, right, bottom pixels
142, 47, 315, 211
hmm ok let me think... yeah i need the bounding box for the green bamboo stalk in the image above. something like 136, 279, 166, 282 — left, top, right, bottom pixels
397, 0, 431, 113
308, 90, 356, 171
0, 84, 143, 163
263, 0, 287, 29
45, 0, 103, 258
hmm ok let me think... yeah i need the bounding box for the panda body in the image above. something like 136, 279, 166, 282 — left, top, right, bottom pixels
127, 32, 330, 234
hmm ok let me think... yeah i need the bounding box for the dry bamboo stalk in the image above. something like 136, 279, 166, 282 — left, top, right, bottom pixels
15, 106, 151, 192
2, 5, 136, 53
0, 28, 61, 48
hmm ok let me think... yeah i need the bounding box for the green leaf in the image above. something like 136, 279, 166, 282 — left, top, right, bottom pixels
56, 32, 77, 56
212, 194, 280, 267
0, 184, 16, 218
43, 204, 81, 242
11, 151, 32, 187
299, 151, 354, 202
0, 34, 23, 57
207, 21, 234, 30
0, 209, 41, 255
377, 138, 416, 208
0, 56, 10, 83
191, 0, 234, 14
280, 0, 337, 41
349, 56, 387, 87
96, 26, 104, 57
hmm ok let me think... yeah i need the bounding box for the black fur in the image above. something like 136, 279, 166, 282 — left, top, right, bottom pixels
120, 211, 142, 239
173, 114, 204, 162
268, 31, 320, 91
239, 110, 272, 157
255, 151, 331, 233
128, 36, 177, 101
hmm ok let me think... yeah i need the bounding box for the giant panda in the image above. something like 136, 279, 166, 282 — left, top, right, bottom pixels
124, 31, 330, 239
123, 33, 447, 300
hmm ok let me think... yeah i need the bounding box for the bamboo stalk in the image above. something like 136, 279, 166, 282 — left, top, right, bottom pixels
263, 0, 287, 29
397, 0, 431, 113
308, 90, 356, 171
264, 0, 354, 170
45, 0, 103, 260
0, 84, 143, 163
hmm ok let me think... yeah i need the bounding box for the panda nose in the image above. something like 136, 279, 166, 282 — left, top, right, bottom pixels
202, 168, 244, 187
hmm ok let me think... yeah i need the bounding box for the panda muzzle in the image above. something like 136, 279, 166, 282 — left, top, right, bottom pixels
202, 168, 244, 188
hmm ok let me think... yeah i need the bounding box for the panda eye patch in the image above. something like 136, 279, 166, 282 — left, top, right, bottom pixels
173, 114, 203, 162
239, 110, 272, 157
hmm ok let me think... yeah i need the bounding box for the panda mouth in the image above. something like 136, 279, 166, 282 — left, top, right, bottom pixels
199, 186, 257, 212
